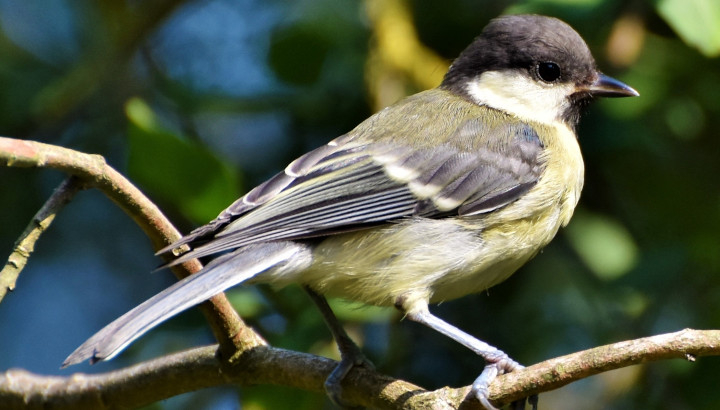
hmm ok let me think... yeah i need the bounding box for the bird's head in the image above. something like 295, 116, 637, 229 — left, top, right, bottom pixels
441, 14, 638, 127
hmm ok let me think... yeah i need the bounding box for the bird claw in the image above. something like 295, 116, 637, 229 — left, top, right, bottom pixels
508, 394, 538, 410
471, 355, 528, 410
325, 352, 374, 409
472, 363, 500, 410
528, 393, 539, 410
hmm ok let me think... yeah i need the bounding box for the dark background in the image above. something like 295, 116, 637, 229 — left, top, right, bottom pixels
1, 0, 719, 409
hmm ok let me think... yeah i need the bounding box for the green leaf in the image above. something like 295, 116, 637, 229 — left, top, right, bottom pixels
565, 209, 639, 280
656, 0, 720, 57
125, 97, 241, 223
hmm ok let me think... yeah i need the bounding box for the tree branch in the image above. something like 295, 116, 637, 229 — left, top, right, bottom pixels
0, 136, 263, 360
486, 328, 720, 406
3, 137, 720, 408
1, 329, 718, 409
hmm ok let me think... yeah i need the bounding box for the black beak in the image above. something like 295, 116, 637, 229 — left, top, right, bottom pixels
584, 73, 639, 98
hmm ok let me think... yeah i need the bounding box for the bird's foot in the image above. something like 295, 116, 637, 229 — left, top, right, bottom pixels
325, 347, 374, 409
471, 354, 537, 409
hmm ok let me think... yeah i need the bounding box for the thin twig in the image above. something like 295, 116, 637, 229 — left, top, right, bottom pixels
0, 177, 84, 302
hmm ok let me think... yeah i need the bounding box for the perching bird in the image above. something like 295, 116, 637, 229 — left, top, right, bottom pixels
64, 14, 638, 409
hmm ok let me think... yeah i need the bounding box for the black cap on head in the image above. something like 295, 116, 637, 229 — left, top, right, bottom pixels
441, 15, 638, 125
442, 15, 596, 90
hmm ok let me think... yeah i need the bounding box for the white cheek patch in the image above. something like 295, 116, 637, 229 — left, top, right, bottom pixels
466, 71, 574, 125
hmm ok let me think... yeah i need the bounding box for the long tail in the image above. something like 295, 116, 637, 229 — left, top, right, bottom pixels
62, 241, 310, 367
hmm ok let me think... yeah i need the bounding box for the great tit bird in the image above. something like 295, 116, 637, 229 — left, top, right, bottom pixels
64, 14, 638, 409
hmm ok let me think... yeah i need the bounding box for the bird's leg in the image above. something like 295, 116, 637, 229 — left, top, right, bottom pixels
304, 286, 373, 408
399, 301, 536, 410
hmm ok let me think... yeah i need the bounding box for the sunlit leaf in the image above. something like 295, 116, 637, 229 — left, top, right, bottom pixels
656, 0, 720, 56
565, 209, 639, 280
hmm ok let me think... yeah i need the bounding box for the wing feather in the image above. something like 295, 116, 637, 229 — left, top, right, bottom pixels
163, 100, 546, 265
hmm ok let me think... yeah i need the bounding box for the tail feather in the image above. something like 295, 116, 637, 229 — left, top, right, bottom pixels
63, 242, 308, 367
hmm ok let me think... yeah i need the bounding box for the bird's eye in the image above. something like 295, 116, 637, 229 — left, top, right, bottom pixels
536, 62, 561, 83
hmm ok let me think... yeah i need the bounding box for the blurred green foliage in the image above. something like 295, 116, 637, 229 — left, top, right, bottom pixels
126, 97, 242, 222
1, 0, 720, 409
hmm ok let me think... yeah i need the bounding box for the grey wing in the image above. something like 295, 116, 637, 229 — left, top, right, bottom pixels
162, 120, 545, 266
